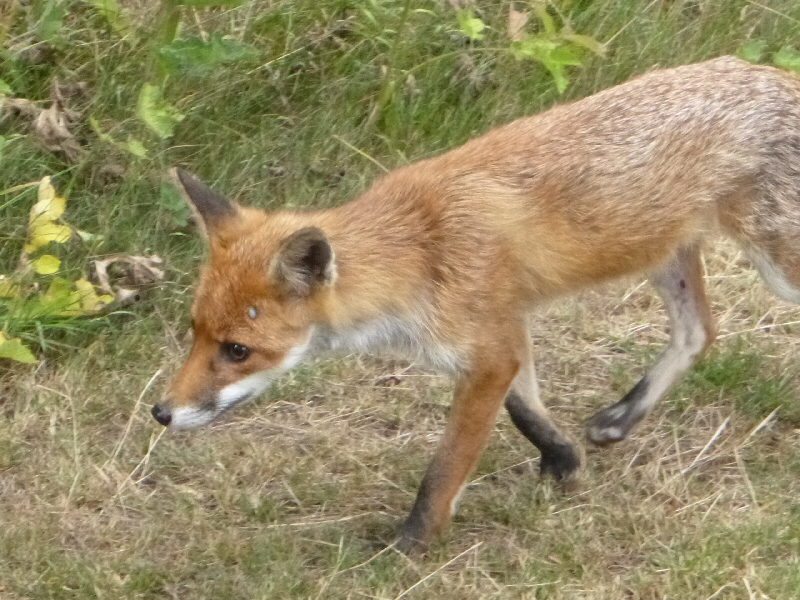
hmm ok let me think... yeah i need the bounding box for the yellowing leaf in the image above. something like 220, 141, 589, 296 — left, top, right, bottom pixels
38, 176, 55, 203
25, 221, 73, 253
0, 275, 20, 298
74, 278, 112, 313
33, 254, 62, 275
30, 177, 66, 224
0, 332, 38, 364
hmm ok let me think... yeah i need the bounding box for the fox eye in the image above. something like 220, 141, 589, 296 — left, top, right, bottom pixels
222, 342, 250, 362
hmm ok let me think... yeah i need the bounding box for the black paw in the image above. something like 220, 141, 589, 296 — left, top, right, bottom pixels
540, 441, 581, 482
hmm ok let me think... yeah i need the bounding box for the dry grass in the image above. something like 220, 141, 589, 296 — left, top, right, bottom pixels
2, 239, 799, 599
3, 1, 800, 596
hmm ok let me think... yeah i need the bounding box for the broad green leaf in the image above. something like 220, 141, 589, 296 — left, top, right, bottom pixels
38, 0, 66, 41
0, 79, 12, 96
25, 222, 73, 253
33, 254, 61, 275
544, 61, 570, 94
159, 34, 259, 75
125, 139, 147, 157
160, 182, 192, 227
174, 0, 243, 5
91, 0, 133, 37
45, 277, 73, 302
0, 333, 38, 364
458, 10, 486, 41
510, 35, 559, 61
137, 84, 185, 139
738, 39, 766, 64
43, 277, 82, 315
510, 35, 584, 94
773, 46, 800, 73
0, 275, 20, 298
550, 44, 585, 66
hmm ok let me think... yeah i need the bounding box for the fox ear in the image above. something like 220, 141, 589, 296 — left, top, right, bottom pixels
171, 168, 238, 238
270, 227, 337, 297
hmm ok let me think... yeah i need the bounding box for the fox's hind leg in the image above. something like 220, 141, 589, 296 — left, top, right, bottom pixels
746, 246, 800, 304
587, 243, 717, 445
505, 320, 581, 481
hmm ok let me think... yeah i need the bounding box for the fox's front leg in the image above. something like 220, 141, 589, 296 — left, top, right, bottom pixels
397, 357, 519, 553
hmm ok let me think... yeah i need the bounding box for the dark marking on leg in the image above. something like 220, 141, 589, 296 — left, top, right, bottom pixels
586, 377, 650, 445
396, 473, 437, 554
680, 279, 686, 289
505, 392, 580, 482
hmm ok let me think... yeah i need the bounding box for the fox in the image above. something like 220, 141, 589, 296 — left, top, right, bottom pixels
151, 56, 800, 553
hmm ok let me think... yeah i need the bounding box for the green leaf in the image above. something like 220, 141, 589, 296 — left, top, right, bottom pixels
89, 116, 115, 144
38, 0, 67, 41
136, 84, 185, 139
510, 35, 554, 61
773, 46, 800, 73
91, 117, 149, 157
510, 34, 585, 94
76, 229, 104, 243
458, 10, 486, 41
33, 254, 61, 275
173, 0, 243, 6
42, 277, 81, 315
125, 139, 148, 157
0, 333, 38, 364
90, 0, 133, 37
532, 4, 556, 35
0, 79, 12, 96
560, 33, 605, 57
159, 34, 259, 75
160, 182, 192, 227
550, 44, 585, 66
738, 39, 766, 64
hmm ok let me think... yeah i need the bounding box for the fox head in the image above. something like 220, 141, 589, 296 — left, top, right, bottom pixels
151, 169, 336, 429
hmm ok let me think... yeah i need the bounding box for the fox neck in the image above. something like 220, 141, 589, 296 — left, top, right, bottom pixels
291, 175, 441, 356
319, 190, 431, 327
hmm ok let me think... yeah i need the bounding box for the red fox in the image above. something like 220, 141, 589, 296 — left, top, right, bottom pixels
152, 57, 800, 552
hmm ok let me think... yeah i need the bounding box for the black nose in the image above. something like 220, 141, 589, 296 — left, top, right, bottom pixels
151, 404, 172, 427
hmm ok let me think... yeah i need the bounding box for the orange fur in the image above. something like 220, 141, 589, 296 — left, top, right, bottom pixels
154, 57, 800, 551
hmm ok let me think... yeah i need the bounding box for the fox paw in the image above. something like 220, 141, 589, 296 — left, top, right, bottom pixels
586, 404, 635, 446
540, 441, 581, 482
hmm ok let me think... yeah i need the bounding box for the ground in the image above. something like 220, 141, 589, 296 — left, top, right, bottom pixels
1, 1, 800, 598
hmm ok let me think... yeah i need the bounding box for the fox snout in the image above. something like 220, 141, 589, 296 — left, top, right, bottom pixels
151, 367, 279, 429
151, 403, 172, 427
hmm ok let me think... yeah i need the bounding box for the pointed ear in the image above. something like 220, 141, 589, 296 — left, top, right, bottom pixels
270, 227, 337, 297
171, 168, 238, 238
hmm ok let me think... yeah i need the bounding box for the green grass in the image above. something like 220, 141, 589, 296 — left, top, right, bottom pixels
2, 0, 800, 598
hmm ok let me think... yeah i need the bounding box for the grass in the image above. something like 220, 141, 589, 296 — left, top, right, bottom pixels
2, 0, 800, 598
